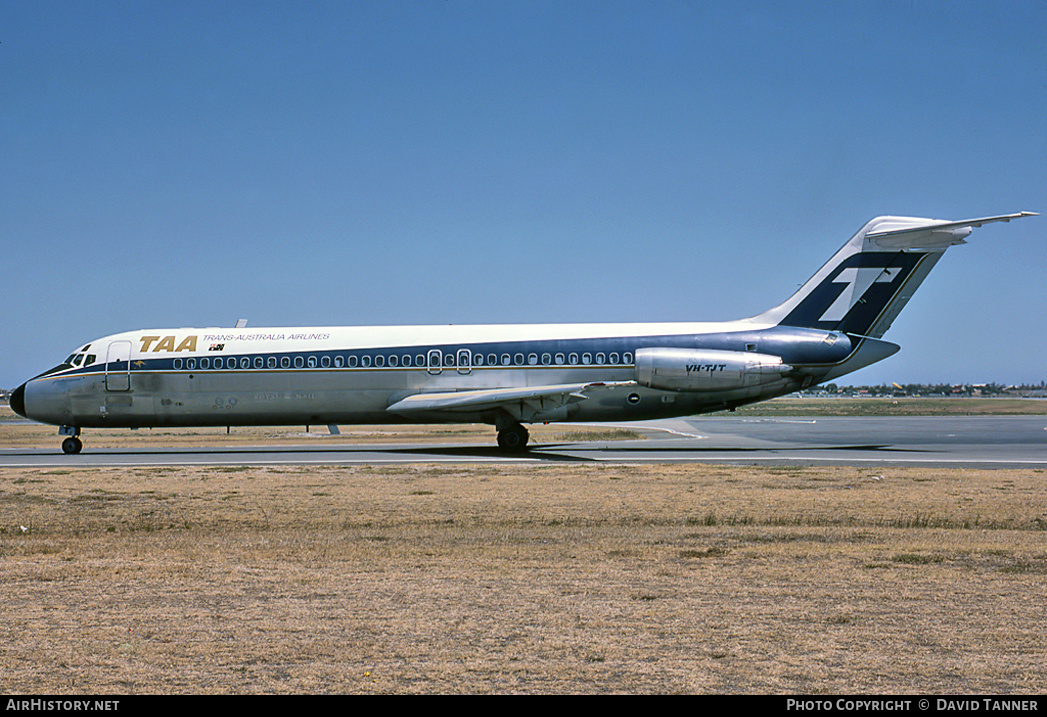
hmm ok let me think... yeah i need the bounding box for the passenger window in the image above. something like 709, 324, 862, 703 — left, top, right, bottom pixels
294, 356, 304, 368
488, 354, 497, 366
241, 357, 250, 369
361, 356, 371, 368
444, 353, 455, 367
200, 357, 210, 370
321, 356, 331, 368
501, 354, 511, 366
623, 352, 633, 365
595, 353, 605, 364
473, 354, 483, 366
173, 358, 183, 370
582, 353, 592, 365
213, 357, 223, 369
375, 355, 385, 367
281, 356, 290, 369
267, 357, 277, 369
402, 355, 412, 367
555, 353, 565, 365
388, 355, 398, 367
569, 353, 578, 364
609, 352, 619, 364
348, 355, 358, 368
514, 353, 525, 366
334, 356, 344, 368
415, 354, 425, 366
541, 353, 551, 365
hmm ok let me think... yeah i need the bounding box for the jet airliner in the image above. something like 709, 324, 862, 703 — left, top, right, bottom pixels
11, 212, 1036, 454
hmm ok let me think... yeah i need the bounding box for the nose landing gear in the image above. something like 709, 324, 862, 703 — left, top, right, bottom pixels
59, 426, 82, 454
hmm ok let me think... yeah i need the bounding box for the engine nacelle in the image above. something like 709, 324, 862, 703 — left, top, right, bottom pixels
635, 347, 792, 392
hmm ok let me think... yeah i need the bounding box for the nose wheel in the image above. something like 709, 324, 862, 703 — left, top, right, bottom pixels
61, 436, 83, 454
59, 426, 83, 454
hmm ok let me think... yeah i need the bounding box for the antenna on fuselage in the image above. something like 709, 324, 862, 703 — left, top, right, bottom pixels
235, 319, 248, 328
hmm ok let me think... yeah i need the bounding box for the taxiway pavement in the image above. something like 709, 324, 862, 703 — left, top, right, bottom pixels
2, 416, 1045, 469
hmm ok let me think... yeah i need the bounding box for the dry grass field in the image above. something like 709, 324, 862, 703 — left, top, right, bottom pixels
1, 401, 1045, 694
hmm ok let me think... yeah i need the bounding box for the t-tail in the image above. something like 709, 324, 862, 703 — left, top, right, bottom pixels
754, 212, 1037, 338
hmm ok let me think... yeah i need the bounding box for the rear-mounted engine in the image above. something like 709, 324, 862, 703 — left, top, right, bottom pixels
634, 347, 792, 392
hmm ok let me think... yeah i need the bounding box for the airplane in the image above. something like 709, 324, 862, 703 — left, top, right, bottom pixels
10, 211, 1036, 455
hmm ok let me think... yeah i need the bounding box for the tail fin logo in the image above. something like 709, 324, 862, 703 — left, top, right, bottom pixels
777, 251, 927, 336
818, 266, 900, 322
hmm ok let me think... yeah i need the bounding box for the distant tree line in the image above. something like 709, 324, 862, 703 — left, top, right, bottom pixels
804, 382, 1047, 398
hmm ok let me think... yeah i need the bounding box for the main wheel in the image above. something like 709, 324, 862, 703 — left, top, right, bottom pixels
497, 424, 530, 452
61, 436, 83, 455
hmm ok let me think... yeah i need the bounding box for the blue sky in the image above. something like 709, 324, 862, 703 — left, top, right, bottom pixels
2, 1, 1044, 390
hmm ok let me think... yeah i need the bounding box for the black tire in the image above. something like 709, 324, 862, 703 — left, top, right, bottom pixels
497, 424, 530, 452
61, 437, 83, 455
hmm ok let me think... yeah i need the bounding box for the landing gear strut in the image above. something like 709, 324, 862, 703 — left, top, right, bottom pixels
496, 423, 530, 452
60, 426, 82, 454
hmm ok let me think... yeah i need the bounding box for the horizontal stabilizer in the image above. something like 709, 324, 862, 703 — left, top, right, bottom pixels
867, 212, 1037, 250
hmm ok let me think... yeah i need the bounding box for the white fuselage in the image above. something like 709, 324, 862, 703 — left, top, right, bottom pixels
16, 319, 858, 430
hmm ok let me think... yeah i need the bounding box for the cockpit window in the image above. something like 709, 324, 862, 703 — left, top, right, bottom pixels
65, 354, 77, 365
71, 354, 84, 366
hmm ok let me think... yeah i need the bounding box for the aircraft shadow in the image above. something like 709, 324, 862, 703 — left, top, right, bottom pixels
387, 442, 920, 460
2, 442, 932, 463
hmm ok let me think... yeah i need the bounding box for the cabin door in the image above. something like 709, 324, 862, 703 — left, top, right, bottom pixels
105, 341, 132, 392
456, 349, 472, 375
427, 349, 443, 375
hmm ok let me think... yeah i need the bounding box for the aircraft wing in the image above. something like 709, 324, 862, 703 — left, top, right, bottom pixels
387, 381, 636, 423
867, 212, 1037, 250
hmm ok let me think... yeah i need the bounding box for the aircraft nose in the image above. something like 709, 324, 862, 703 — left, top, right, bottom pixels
10, 382, 27, 419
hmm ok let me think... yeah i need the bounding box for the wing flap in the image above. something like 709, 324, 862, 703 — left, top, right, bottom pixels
387, 381, 636, 422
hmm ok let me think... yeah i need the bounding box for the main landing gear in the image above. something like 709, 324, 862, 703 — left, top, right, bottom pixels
496, 423, 530, 452
60, 426, 83, 454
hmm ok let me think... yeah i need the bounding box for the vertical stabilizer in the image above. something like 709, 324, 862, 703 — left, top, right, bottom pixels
753, 212, 1036, 338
